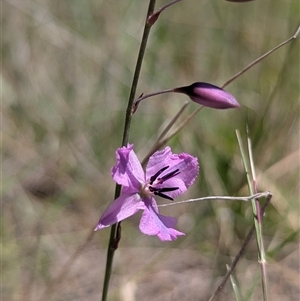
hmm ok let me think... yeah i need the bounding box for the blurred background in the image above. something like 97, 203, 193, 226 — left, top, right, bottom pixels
3, 0, 299, 300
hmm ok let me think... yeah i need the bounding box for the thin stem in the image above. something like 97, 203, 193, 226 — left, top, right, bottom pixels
155, 0, 183, 12
147, 0, 183, 25
154, 101, 189, 145
236, 129, 268, 300
226, 264, 242, 301
248, 130, 268, 300
222, 25, 300, 88
133, 88, 175, 113
158, 192, 271, 207
122, 1, 157, 145
158, 105, 204, 145
236, 130, 261, 239
101, 1, 157, 301
207, 193, 272, 301
141, 101, 189, 166
141, 105, 204, 164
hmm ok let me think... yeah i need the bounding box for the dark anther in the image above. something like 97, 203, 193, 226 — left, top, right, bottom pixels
153, 191, 174, 201
149, 186, 179, 201
157, 169, 180, 183
149, 166, 169, 184
149, 186, 179, 193
158, 187, 179, 192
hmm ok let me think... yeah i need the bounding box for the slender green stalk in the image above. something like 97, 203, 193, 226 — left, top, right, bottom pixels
157, 106, 204, 146
222, 25, 300, 88
133, 88, 175, 112
207, 193, 272, 301
121, 1, 157, 146
158, 192, 271, 207
101, 1, 157, 301
236, 129, 268, 301
206, 133, 273, 301
226, 264, 241, 301
141, 106, 204, 164
236, 130, 261, 240
141, 101, 189, 166
147, 0, 183, 25
153, 0, 183, 14
247, 131, 268, 300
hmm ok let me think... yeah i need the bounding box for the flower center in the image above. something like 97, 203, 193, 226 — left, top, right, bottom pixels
141, 165, 180, 201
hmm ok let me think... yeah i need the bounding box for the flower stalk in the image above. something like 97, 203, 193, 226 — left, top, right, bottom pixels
158, 191, 271, 207
133, 82, 240, 112
101, 1, 157, 300
147, 0, 183, 25
222, 25, 300, 88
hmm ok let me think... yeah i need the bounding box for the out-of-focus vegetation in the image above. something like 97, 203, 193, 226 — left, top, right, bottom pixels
3, 0, 299, 300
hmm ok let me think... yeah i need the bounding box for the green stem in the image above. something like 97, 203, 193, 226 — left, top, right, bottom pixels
207, 193, 272, 301
158, 192, 271, 207
133, 88, 175, 113
236, 129, 268, 301
226, 264, 241, 301
141, 101, 189, 166
247, 131, 268, 300
222, 25, 300, 88
101, 1, 157, 301
122, 1, 157, 145
236, 130, 261, 239
154, 0, 182, 14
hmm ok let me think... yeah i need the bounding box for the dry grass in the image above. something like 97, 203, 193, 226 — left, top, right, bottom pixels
2, 0, 299, 300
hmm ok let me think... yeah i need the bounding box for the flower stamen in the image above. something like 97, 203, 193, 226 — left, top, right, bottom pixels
149, 186, 179, 201
153, 192, 174, 201
149, 166, 169, 184
157, 169, 180, 184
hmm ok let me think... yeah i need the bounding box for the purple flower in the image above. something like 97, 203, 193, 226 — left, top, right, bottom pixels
174, 82, 240, 109
95, 144, 199, 241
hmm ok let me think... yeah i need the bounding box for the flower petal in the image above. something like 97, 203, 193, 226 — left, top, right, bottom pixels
139, 199, 185, 241
146, 147, 199, 199
94, 193, 145, 230
111, 144, 145, 190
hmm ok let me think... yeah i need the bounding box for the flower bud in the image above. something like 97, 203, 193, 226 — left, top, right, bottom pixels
174, 82, 240, 109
